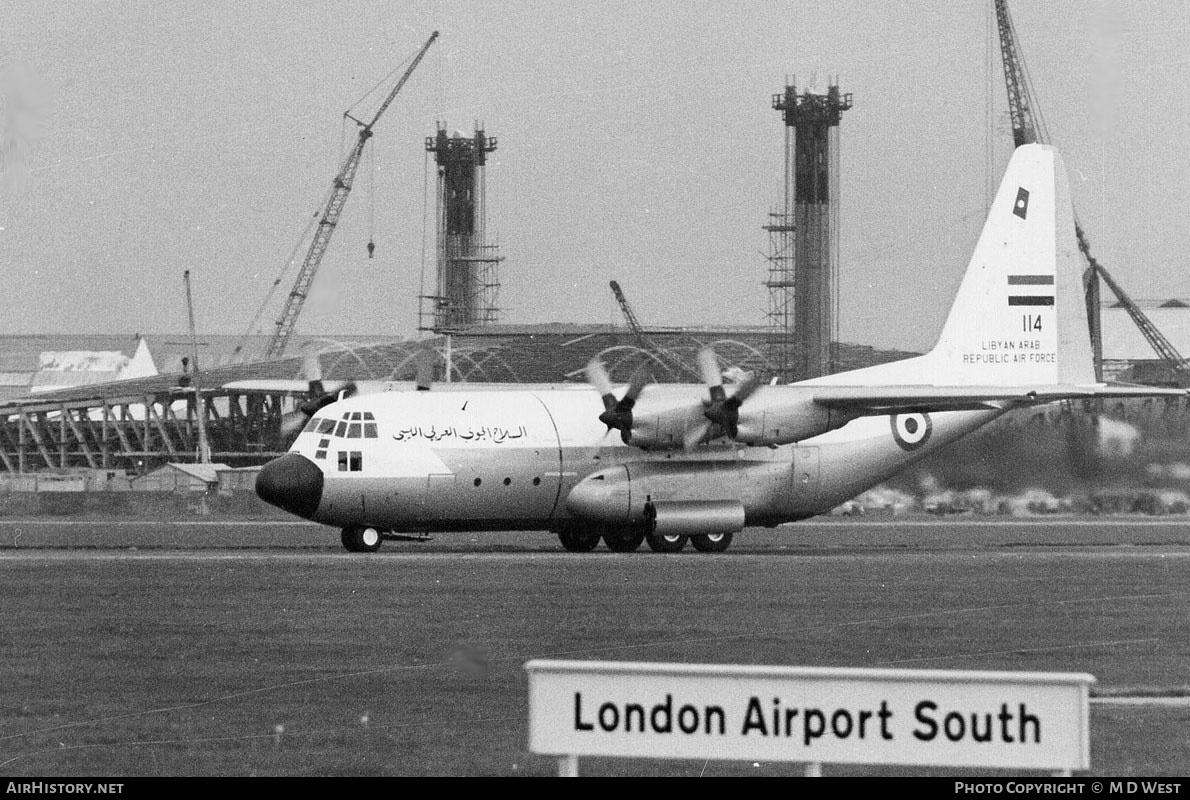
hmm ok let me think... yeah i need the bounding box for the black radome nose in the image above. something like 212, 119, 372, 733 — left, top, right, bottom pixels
256, 453, 324, 519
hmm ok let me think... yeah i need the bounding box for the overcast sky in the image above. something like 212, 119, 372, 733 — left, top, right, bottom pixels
1, 0, 1187, 352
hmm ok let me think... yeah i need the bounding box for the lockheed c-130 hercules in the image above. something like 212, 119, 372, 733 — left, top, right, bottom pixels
253, 145, 1181, 553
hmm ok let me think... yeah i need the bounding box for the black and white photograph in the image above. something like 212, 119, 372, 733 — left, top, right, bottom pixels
0, 0, 1187, 779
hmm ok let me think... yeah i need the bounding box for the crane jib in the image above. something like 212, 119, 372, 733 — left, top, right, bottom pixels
261, 31, 439, 360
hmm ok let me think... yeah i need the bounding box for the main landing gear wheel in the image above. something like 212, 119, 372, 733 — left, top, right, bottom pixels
690, 532, 733, 553
603, 527, 645, 553
557, 527, 601, 553
645, 531, 688, 553
341, 526, 383, 553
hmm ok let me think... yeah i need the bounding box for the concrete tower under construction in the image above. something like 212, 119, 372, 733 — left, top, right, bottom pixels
421, 123, 502, 333
765, 82, 851, 381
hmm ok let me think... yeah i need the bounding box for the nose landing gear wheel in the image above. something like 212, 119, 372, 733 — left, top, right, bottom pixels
690, 532, 733, 552
342, 526, 383, 553
645, 531, 688, 553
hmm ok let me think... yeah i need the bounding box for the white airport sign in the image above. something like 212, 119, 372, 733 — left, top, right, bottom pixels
525, 661, 1093, 772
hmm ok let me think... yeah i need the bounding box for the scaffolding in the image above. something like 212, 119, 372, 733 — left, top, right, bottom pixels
766, 82, 851, 382
0, 389, 290, 474
421, 124, 502, 333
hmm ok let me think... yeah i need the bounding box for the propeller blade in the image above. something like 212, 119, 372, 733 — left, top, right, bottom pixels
288, 381, 358, 439
279, 410, 309, 439
298, 390, 328, 418
586, 358, 615, 409
622, 365, 650, 407
683, 420, 712, 450
730, 371, 761, 404
300, 350, 323, 383
588, 359, 652, 443
697, 347, 722, 388
696, 349, 759, 440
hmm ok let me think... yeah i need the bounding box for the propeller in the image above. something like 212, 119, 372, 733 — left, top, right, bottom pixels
683, 348, 761, 449
588, 358, 650, 444
280, 352, 359, 438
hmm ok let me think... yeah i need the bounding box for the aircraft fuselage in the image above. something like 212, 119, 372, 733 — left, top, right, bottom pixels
256, 384, 1002, 538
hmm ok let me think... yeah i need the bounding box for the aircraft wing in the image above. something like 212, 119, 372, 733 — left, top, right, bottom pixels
808, 383, 1186, 415
221, 379, 389, 394
221, 379, 313, 393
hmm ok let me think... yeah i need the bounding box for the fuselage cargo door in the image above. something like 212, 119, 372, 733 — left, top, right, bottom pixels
421, 472, 457, 521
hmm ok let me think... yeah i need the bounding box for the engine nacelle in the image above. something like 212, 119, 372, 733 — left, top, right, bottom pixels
732, 389, 859, 446
624, 404, 707, 450
565, 465, 749, 536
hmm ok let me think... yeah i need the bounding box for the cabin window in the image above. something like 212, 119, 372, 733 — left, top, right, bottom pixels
364, 423, 378, 438
350, 412, 362, 421
337, 451, 348, 471
319, 438, 330, 449
363, 412, 375, 420
302, 417, 320, 434
349, 451, 362, 471
347, 423, 362, 438
334, 421, 348, 437
315, 450, 326, 460
316, 419, 336, 435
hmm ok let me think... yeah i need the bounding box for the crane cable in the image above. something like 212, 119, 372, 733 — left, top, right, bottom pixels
366, 137, 376, 258
347, 57, 411, 263
235, 43, 426, 359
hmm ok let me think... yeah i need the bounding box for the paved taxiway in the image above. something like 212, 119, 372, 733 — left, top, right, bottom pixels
2, 516, 1187, 776
2, 516, 1190, 552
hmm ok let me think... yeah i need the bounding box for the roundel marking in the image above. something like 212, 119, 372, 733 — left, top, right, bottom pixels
890, 412, 932, 451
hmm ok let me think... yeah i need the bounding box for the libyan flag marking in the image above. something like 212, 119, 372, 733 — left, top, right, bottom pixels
1013, 187, 1030, 219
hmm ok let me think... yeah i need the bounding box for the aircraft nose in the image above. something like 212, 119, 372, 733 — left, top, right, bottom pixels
256, 453, 324, 519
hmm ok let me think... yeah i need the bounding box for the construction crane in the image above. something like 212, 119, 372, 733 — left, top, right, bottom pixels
993, 0, 1045, 148
1078, 229, 1189, 385
263, 30, 439, 360
993, 1, 1190, 385
609, 280, 700, 381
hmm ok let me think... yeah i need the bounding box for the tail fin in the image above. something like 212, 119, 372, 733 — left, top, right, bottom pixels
928, 144, 1095, 385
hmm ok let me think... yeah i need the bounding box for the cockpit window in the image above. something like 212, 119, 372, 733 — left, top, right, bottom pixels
317, 414, 375, 438
337, 450, 363, 472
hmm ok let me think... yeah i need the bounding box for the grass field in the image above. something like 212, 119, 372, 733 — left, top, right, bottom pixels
0, 519, 1187, 776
